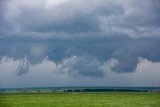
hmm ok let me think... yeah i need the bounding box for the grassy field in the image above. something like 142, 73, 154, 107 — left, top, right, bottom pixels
0, 92, 160, 107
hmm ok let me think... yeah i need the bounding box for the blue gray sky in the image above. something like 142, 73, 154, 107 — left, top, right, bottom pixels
0, 0, 160, 88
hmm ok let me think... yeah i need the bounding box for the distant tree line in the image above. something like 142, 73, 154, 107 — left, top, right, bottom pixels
64, 88, 148, 92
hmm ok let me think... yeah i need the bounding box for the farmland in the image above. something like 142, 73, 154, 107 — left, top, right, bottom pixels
0, 92, 160, 107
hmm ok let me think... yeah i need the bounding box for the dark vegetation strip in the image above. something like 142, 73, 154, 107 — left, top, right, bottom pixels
64, 88, 148, 92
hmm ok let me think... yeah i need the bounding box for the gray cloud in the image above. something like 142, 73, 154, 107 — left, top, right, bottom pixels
1, 55, 160, 88
0, 0, 160, 87
2, 0, 160, 38
16, 57, 30, 75
0, 35, 160, 74
1, 0, 124, 35
56, 55, 104, 77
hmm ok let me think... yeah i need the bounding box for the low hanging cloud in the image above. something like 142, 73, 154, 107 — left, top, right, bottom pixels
0, 55, 117, 78
0, 36, 159, 73
55, 55, 104, 77
0, 56, 160, 88
16, 55, 105, 78
16, 57, 30, 75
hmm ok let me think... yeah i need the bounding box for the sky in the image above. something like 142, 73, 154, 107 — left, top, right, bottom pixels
0, 0, 160, 88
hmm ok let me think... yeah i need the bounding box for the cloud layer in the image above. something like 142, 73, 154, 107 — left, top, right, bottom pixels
0, 56, 160, 88
1, 0, 160, 38
0, 0, 160, 87
0, 36, 159, 74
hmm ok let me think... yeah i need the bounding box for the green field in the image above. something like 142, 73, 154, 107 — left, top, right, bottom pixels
0, 92, 160, 107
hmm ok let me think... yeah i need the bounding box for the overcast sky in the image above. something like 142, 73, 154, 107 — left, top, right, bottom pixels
0, 0, 160, 88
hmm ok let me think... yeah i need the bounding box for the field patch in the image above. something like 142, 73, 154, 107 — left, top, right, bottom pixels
0, 92, 160, 107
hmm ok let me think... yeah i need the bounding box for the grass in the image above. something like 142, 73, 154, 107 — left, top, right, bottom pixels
0, 92, 160, 107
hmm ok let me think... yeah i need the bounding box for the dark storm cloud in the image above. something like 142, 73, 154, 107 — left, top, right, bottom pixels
0, 0, 160, 77
55, 55, 104, 78
111, 37, 160, 72
0, 35, 160, 75
1, 0, 159, 39
16, 57, 30, 75
0, 0, 5, 32
67, 56, 103, 77
1, 0, 124, 34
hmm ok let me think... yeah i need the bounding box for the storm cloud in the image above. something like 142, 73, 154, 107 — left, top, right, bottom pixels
0, 0, 160, 87
0, 35, 160, 75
